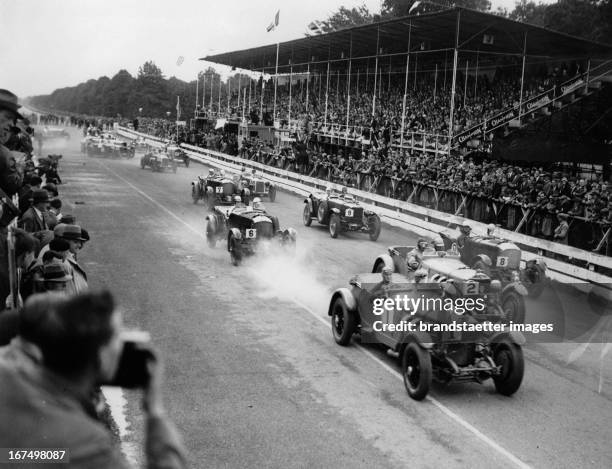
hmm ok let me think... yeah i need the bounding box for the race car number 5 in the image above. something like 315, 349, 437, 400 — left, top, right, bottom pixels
246, 229, 257, 239
496, 256, 509, 267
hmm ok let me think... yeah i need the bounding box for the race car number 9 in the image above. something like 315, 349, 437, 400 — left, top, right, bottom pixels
496, 256, 509, 267
215, 186, 223, 194
246, 229, 257, 239
345, 209, 354, 217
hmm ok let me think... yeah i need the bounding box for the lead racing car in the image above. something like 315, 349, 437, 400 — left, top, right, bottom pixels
328, 270, 525, 400
303, 187, 381, 241
205, 198, 296, 265
140, 149, 178, 172
372, 242, 527, 323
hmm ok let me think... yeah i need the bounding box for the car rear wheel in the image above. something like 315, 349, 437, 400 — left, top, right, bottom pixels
368, 215, 381, 242
331, 297, 355, 346
206, 222, 216, 248
329, 214, 341, 238
269, 185, 277, 202
402, 342, 432, 401
229, 237, 242, 266
303, 204, 312, 226
502, 290, 525, 324
493, 342, 524, 396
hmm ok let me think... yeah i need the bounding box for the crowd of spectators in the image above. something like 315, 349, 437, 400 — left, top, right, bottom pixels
0, 89, 187, 468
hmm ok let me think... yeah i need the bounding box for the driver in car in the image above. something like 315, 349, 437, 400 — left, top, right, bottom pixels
406, 239, 429, 271
457, 221, 472, 249
370, 267, 393, 298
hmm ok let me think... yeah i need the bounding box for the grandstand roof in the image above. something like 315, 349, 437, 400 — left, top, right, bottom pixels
202, 7, 612, 74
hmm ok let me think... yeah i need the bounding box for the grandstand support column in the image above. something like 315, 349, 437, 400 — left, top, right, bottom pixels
400, 20, 412, 148
463, 60, 468, 107
585, 59, 591, 91
448, 9, 461, 149
434, 63, 438, 104
218, 75, 222, 117
518, 31, 528, 125
345, 32, 353, 146
273, 42, 280, 125
260, 70, 264, 121
372, 25, 380, 116
209, 72, 214, 112
305, 63, 310, 112
324, 58, 331, 126
288, 63, 293, 125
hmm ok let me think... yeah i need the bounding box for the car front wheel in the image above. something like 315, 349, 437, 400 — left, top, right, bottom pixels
331, 297, 355, 346
303, 204, 312, 226
493, 341, 524, 396
329, 214, 341, 238
502, 290, 526, 324
402, 342, 432, 401
229, 237, 242, 266
368, 215, 381, 242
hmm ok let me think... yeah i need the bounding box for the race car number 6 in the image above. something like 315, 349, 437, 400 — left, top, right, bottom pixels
246, 229, 257, 238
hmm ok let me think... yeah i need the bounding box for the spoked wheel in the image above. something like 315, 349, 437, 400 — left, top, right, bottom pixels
502, 290, 526, 324
402, 342, 432, 401
329, 214, 341, 238
303, 204, 312, 226
317, 203, 329, 224
493, 341, 524, 396
368, 215, 381, 242
330, 297, 355, 346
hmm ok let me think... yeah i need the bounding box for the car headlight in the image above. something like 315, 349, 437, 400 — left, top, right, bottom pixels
511, 271, 520, 282
489, 280, 502, 292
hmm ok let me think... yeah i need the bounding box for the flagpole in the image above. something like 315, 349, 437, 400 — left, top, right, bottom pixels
273, 41, 279, 126
195, 74, 199, 116
176, 95, 179, 141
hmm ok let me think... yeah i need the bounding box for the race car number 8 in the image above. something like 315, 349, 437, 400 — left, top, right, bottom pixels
246, 229, 257, 239
345, 209, 354, 217
496, 256, 509, 267
215, 186, 223, 194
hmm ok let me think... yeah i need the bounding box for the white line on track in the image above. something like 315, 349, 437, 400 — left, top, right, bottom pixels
100, 162, 532, 469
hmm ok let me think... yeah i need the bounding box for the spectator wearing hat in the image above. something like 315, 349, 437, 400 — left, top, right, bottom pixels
553, 213, 570, 245
57, 224, 88, 293
18, 189, 50, 234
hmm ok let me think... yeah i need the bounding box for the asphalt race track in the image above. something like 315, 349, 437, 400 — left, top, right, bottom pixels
47, 128, 611, 468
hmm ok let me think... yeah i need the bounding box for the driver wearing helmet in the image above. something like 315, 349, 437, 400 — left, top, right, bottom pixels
370, 266, 393, 298
457, 221, 472, 249
406, 238, 429, 271
252, 197, 265, 211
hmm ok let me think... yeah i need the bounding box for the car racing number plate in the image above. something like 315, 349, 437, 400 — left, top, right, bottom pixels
215, 186, 223, 194
245, 229, 257, 239
496, 256, 509, 267
464, 282, 478, 295
345, 208, 354, 217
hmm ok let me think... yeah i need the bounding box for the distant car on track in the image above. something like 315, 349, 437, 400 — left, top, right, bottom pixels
238, 169, 277, 203
303, 188, 381, 241
191, 170, 242, 206
140, 149, 177, 173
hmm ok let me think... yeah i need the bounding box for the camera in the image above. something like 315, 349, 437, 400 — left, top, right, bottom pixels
104, 330, 155, 389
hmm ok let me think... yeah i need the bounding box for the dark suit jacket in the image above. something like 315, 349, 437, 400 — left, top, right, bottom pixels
18, 207, 47, 233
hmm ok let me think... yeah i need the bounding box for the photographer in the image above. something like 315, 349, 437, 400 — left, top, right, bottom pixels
0, 290, 187, 469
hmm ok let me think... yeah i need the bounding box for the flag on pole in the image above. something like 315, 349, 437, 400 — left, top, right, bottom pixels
306, 20, 324, 35
266, 10, 279, 32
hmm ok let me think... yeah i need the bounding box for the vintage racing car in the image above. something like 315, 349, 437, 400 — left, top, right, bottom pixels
41, 126, 70, 140
328, 271, 525, 400
303, 188, 381, 241
166, 144, 189, 167
191, 170, 243, 206
205, 199, 296, 265
372, 243, 527, 323
238, 169, 277, 203
140, 149, 178, 172
439, 231, 548, 298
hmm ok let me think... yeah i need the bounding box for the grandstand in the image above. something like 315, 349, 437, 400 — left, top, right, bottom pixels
202, 6, 612, 165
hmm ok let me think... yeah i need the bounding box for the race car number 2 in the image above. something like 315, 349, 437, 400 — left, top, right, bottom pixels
245, 229, 257, 239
